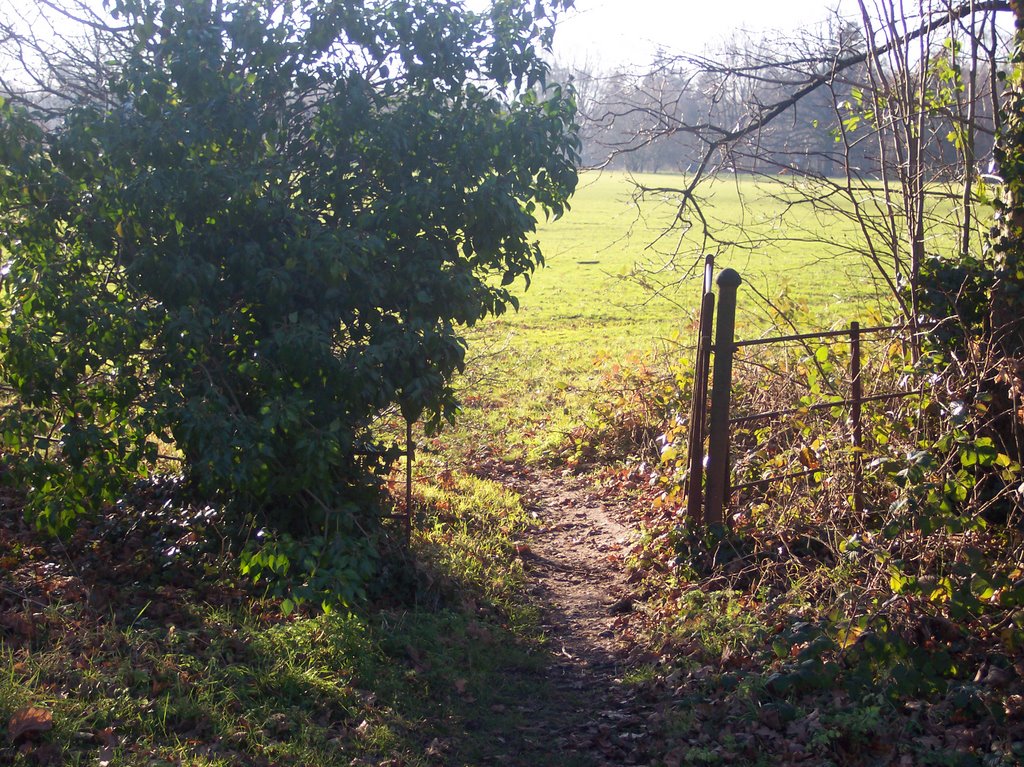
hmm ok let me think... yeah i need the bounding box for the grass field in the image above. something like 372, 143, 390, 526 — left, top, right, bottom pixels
450, 170, 900, 462
509, 170, 894, 334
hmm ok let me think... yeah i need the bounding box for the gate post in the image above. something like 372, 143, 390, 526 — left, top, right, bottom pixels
705, 269, 741, 528
686, 255, 715, 526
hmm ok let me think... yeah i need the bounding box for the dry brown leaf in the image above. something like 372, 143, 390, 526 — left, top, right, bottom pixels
0, 611, 34, 639
31, 742, 63, 765
8, 707, 53, 743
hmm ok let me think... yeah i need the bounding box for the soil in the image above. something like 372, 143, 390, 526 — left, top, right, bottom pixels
476, 462, 661, 767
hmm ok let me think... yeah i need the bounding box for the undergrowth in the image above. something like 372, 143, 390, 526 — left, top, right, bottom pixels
585, 325, 1024, 766
0, 471, 564, 766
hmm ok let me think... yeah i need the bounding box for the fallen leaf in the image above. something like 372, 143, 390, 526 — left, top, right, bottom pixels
98, 744, 114, 767
8, 707, 53, 744
0, 611, 34, 639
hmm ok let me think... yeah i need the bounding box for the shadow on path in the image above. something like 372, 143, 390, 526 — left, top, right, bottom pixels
443, 462, 657, 767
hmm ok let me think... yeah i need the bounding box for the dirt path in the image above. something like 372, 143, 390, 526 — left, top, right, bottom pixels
485, 464, 658, 767
518, 470, 635, 670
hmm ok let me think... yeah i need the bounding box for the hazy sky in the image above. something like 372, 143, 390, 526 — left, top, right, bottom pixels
550, 0, 858, 69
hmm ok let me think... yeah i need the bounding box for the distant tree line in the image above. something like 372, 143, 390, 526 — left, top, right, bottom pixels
560, 7, 1006, 181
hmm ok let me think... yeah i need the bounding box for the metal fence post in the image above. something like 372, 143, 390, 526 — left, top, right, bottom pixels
705, 268, 741, 528
686, 255, 715, 526
850, 321, 864, 518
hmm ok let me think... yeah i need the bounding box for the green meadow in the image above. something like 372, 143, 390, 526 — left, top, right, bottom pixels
507, 171, 892, 335
452, 171, 900, 461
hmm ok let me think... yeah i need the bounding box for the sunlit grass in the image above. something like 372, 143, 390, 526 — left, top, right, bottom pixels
0, 468, 569, 766
448, 170, 907, 463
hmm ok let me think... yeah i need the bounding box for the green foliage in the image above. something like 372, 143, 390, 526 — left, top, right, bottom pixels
0, 0, 579, 581
917, 252, 993, 348
669, 589, 772, 659
240, 526, 379, 612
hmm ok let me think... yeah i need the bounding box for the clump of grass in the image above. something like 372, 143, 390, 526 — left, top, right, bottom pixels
1, 598, 387, 766
414, 471, 535, 619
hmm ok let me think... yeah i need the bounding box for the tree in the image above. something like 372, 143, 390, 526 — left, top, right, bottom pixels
0, 0, 579, 593
0, 0, 121, 115
579, 0, 1011, 335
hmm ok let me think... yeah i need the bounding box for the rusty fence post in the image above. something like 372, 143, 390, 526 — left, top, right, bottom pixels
850, 321, 864, 518
705, 268, 742, 528
686, 255, 715, 526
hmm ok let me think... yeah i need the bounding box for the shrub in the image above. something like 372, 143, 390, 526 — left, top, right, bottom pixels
0, 0, 578, 592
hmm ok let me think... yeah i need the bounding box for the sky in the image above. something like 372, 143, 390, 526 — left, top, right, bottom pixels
549, 0, 859, 69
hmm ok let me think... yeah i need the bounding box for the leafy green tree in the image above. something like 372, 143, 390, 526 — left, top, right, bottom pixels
0, 0, 578, 568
